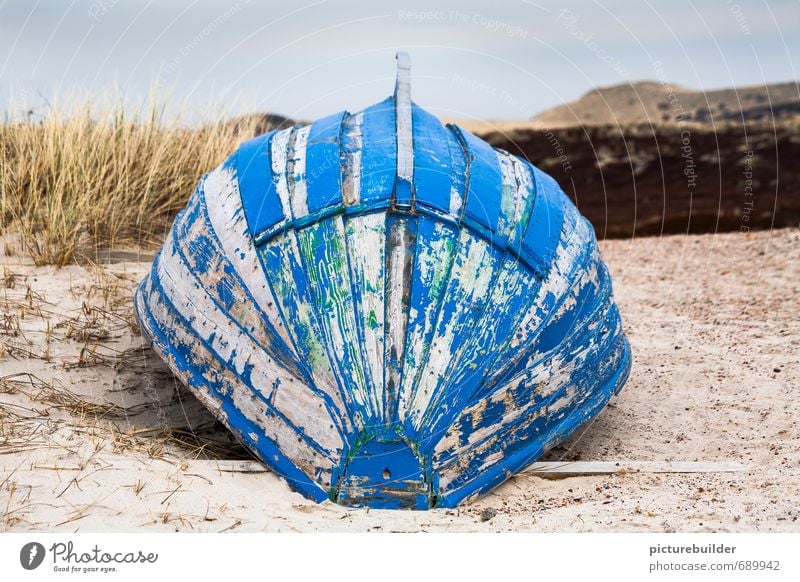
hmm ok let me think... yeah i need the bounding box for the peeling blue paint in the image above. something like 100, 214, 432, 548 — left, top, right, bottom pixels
135, 53, 632, 510
306, 111, 347, 213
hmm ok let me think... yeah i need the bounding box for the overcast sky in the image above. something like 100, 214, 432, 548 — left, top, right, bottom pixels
1, 0, 798, 121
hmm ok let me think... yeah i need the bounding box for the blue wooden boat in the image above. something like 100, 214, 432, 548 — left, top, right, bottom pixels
134, 53, 632, 509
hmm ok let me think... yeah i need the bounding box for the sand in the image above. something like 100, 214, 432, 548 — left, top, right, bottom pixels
1, 228, 798, 532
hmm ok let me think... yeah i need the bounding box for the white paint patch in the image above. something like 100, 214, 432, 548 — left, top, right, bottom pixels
341, 112, 363, 207
497, 153, 519, 240
290, 125, 311, 219
448, 186, 463, 217
271, 128, 293, 219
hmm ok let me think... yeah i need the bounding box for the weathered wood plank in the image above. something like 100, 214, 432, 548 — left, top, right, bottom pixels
396, 217, 458, 422
236, 132, 284, 238
383, 215, 416, 423
434, 297, 622, 472
202, 163, 297, 360
393, 51, 413, 209
306, 111, 346, 213
422, 150, 540, 441
524, 461, 750, 478
412, 105, 452, 214
257, 129, 359, 435
406, 231, 502, 432
298, 218, 378, 421
149, 248, 345, 460
288, 125, 311, 220
345, 214, 387, 421
157, 460, 747, 478
482, 208, 590, 393
260, 230, 361, 435
176, 186, 304, 379
435, 330, 628, 503
137, 277, 335, 499
360, 98, 396, 205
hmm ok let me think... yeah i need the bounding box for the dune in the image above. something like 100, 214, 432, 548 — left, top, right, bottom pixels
531, 80, 800, 128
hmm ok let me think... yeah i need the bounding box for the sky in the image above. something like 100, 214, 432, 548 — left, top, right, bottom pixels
1, 0, 798, 122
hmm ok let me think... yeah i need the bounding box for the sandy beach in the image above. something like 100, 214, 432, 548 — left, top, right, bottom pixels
1, 227, 797, 532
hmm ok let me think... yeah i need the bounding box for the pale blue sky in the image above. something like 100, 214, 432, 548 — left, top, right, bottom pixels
1, 0, 798, 121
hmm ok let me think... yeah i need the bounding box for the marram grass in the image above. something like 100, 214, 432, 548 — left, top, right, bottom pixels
0, 98, 272, 266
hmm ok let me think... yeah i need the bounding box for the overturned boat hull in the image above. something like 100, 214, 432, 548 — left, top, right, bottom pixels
135, 54, 631, 509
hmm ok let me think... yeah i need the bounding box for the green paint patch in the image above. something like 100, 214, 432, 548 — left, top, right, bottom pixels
367, 309, 380, 330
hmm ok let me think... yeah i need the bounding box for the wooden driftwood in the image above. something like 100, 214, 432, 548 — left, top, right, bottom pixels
209, 460, 748, 479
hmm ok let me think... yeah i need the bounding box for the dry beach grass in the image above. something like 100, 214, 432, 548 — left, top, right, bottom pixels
0, 101, 281, 266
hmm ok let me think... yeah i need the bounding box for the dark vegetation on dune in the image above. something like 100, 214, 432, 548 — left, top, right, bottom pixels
483, 121, 800, 238
512, 80, 800, 238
